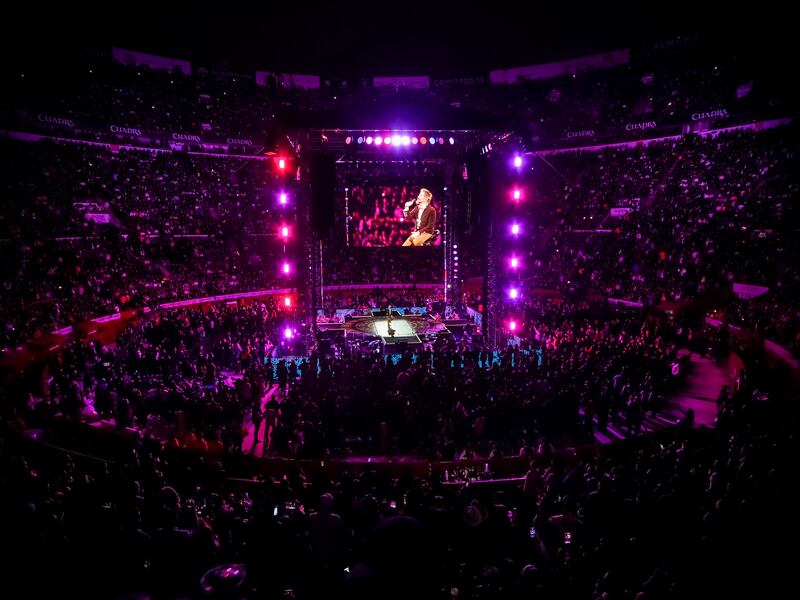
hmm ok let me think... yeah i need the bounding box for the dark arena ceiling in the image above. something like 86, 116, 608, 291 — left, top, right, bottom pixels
4, 1, 793, 78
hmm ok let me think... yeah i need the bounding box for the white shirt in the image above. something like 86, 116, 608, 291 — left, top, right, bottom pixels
415, 204, 429, 230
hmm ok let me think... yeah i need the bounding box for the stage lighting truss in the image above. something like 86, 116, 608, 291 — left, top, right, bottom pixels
342, 132, 457, 148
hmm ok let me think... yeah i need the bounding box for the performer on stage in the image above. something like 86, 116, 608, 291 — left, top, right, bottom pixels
401, 188, 437, 246
386, 305, 395, 337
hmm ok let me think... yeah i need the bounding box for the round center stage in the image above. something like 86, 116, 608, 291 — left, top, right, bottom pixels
352, 314, 434, 341
319, 312, 453, 351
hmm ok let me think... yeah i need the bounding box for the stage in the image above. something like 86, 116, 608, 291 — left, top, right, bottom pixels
317, 310, 462, 352
349, 313, 433, 349
372, 318, 421, 344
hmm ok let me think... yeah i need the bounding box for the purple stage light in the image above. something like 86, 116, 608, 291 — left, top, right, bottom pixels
282, 262, 290, 274
511, 223, 520, 235
510, 256, 519, 269
374, 136, 383, 145
366, 136, 373, 144
513, 155, 522, 168
284, 327, 293, 339
384, 136, 392, 145
279, 193, 287, 205
509, 288, 519, 299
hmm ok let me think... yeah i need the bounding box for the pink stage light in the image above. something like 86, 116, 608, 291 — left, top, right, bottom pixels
282, 262, 290, 274
284, 327, 293, 339
345, 136, 352, 144
509, 321, 517, 332
279, 193, 287, 205
420, 136, 428, 144
509, 288, 519, 299
513, 189, 521, 200
284, 297, 291, 307
411, 137, 418, 144
510, 257, 519, 269
374, 136, 383, 145
511, 223, 520, 235
366, 136, 373, 144
384, 136, 393, 145
281, 226, 289, 238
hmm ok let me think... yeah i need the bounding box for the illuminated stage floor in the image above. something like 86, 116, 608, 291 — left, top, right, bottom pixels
368, 318, 421, 345
372, 318, 417, 338
337, 314, 449, 350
